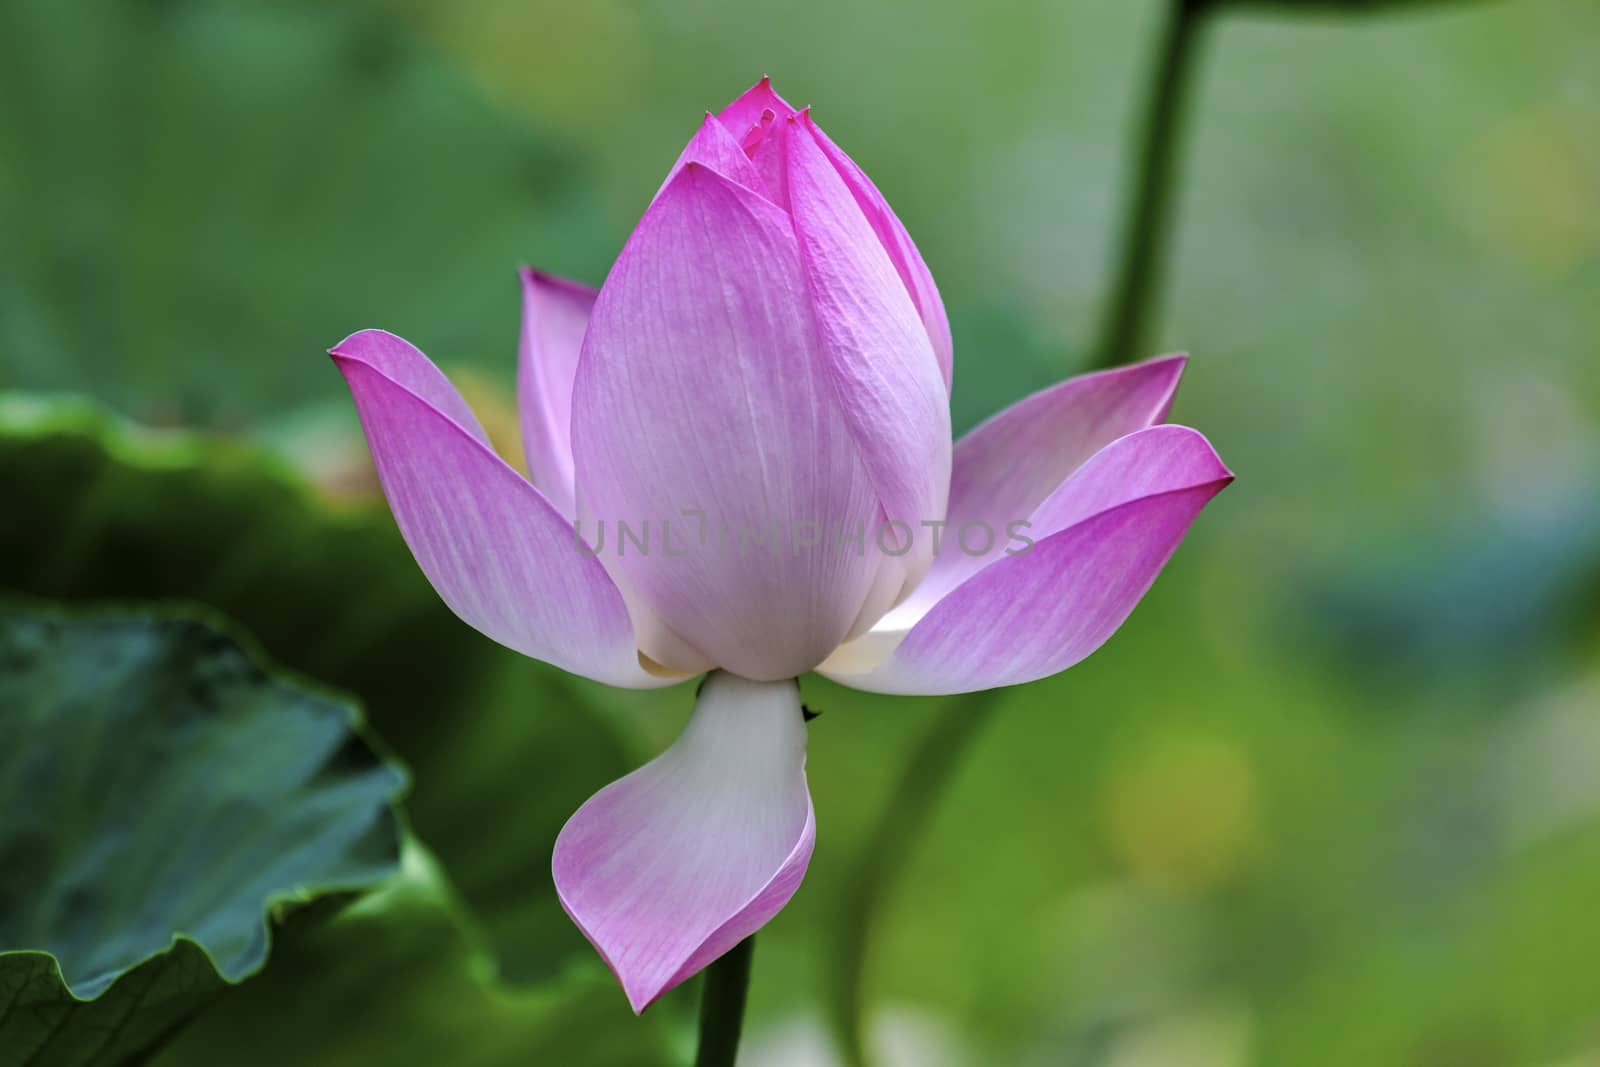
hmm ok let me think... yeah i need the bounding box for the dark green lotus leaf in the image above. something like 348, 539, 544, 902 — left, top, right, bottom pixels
0, 395, 678, 987
0, 603, 406, 1067
152, 845, 679, 1067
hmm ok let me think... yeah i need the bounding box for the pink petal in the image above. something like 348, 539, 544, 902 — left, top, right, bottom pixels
333, 329, 490, 441
809, 121, 954, 390
821, 425, 1232, 694
570, 163, 883, 681
553, 672, 814, 1013
745, 107, 791, 212
715, 76, 797, 141
785, 113, 952, 587
889, 355, 1188, 621
331, 330, 665, 689
516, 268, 597, 518
656, 112, 768, 203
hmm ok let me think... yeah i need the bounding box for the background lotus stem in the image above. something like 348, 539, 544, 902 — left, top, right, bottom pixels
1090, 0, 1213, 369
828, 6, 1215, 1062
695, 934, 755, 1067
826, 691, 1004, 1067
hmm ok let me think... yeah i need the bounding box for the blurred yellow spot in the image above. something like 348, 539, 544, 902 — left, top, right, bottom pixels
412, 1, 644, 131
1101, 730, 1260, 892
1457, 106, 1600, 278
1104, 1000, 1254, 1067
301, 367, 526, 505
449, 367, 529, 477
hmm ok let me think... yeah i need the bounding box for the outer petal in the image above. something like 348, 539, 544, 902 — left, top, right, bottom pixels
820, 425, 1232, 694
553, 672, 814, 1013
786, 113, 952, 588
335, 328, 490, 441
517, 268, 597, 518
571, 163, 882, 681
715, 76, 796, 140
809, 120, 953, 389
331, 330, 665, 688
886, 355, 1188, 622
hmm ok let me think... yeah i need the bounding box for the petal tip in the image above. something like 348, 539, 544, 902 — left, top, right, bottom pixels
1177, 424, 1235, 484
550, 674, 815, 1013
328, 327, 401, 361
519, 265, 597, 302
1147, 351, 1189, 372
553, 797, 816, 1015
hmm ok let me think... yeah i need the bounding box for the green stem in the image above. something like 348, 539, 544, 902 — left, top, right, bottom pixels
1090, 0, 1213, 369
828, 8, 1217, 1064
827, 692, 1004, 1067
695, 935, 755, 1067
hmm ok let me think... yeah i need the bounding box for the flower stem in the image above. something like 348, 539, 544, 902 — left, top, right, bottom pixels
827, 692, 1004, 1067
695, 934, 755, 1067
1090, 0, 1213, 369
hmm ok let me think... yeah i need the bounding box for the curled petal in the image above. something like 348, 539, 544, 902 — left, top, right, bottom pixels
331, 330, 665, 688
553, 672, 814, 1012
822, 426, 1232, 694
890, 355, 1188, 620
571, 162, 882, 680
334, 329, 489, 441
786, 113, 951, 588
517, 269, 597, 518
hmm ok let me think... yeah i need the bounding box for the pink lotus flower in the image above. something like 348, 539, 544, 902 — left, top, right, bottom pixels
331, 78, 1231, 1012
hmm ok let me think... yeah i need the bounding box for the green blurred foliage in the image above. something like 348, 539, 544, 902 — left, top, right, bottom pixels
0, 0, 608, 425
0, 603, 404, 1066
0, 398, 686, 997
1, 0, 1599, 1065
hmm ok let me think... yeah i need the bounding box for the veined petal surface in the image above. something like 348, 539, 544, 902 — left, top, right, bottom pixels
808, 121, 953, 389
889, 355, 1188, 621
786, 114, 951, 587
821, 425, 1232, 694
657, 111, 768, 203
516, 268, 597, 517
332, 330, 664, 688
553, 672, 814, 1012
571, 163, 882, 681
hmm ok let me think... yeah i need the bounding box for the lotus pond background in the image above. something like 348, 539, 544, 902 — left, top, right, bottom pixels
3, 0, 1599, 1064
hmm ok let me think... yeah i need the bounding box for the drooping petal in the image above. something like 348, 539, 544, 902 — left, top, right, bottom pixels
571, 163, 882, 681
821, 425, 1232, 694
553, 672, 814, 1013
517, 269, 597, 518
809, 121, 953, 389
715, 76, 796, 141
656, 112, 768, 203
331, 330, 666, 689
786, 112, 951, 588
888, 355, 1188, 620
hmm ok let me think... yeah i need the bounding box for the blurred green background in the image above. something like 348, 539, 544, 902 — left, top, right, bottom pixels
2, 0, 1599, 1064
